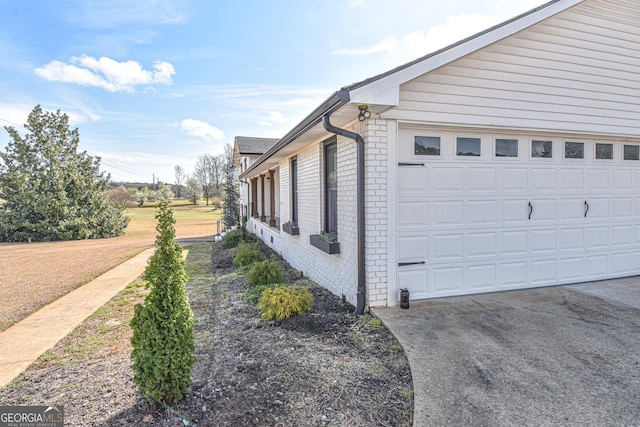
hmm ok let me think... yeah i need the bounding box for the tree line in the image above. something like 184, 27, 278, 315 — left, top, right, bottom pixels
0, 105, 241, 242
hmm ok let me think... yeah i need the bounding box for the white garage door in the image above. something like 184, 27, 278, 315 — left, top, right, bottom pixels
397, 128, 640, 300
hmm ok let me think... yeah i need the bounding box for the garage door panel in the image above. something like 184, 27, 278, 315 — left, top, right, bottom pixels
433, 234, 464, 260
612, 197, 633, 218
501, 200, 529, 223
500, 262, 528, 288
433, 167, 463, 192
398, 269, 429, 299
467, 264, 496, 290
560, 198, 586, 221
612, 169, 632, 190
587, 198, 609, 219
559, 257, 583, 281
530, 199, 557, 222
531, 229, 557, 253
398, 167, 427, 192
530, 259, 556, 285
586, 169, 609, 190
467, 168, 496, 191
610, 253, 631, 275
467, 232, 497, 258
467, 200, 497, 225
433, 201, 464, 226
531, 168, 557, 191
501, 231, 528, 255
611, 225, 633, 246
398, 236, 428, 263
433, 267, 463, 294
586, 226, 609, 249
500, 168, 527, 191
559, 228, 584, 251
560, 169, 584, 191
398, 202, 428, 227
585, 255, 608, 279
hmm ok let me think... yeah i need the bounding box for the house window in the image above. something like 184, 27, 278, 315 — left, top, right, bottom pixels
564, 142, 584, 159
324, 139, 338, 236
457, 137, 481, 156
290, 156, 298, 225
624, 145, 640, 161
415, 136, 440, 155
596, 143, 613, 160
495, 139, 518, 157
532, 140, 552, 158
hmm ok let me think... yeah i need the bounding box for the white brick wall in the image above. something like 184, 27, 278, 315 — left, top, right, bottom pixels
244, 118, 392, 308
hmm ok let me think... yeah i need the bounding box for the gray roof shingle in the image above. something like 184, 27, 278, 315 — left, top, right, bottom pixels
234, 136, 279, 155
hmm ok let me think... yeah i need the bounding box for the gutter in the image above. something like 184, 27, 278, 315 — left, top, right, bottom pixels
322, 111, 366, 316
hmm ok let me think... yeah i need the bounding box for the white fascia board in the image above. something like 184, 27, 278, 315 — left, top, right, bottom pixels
348, 0, 583, 107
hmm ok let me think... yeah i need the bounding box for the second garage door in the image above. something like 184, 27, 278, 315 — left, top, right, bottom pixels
397, 127, 640, 300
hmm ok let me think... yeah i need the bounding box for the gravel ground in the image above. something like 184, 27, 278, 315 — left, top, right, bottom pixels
0, 241, 413, 426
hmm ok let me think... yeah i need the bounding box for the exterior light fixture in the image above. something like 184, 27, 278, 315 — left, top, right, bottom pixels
358, 104, 371, 121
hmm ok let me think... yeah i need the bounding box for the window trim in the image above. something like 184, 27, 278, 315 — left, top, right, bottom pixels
324, 138, 338, 237
290, 156, 298, 225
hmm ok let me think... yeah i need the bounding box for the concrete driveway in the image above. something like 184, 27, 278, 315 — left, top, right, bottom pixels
374, 277, 640, 426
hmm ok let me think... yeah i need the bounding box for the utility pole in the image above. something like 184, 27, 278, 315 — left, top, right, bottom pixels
152, 173, 156, 190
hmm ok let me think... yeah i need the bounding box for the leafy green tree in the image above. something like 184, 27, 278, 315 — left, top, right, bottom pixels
0, 105, 129, 242
130, 201, 195, 404
222, 144, 240, 229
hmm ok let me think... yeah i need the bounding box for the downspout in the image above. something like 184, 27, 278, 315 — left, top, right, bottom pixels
322, 113, 366, 316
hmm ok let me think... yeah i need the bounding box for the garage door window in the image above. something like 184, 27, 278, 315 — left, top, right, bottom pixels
495, 139, 518, 157
415, 136, 440, 155
565, 142, 584, 159
457, 137, 481, 157
532, 140, 552, 158
595, 143, 613, 160
624, 145, 639, 161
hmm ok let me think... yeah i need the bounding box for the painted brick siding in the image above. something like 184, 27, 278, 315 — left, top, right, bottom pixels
360, 119, 389, 307
246, 119, 391, 308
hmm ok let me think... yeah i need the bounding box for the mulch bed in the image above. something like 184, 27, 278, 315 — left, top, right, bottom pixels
0, 241, 413, 426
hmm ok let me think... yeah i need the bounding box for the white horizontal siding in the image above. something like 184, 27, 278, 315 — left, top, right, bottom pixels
385, 0, 640, 138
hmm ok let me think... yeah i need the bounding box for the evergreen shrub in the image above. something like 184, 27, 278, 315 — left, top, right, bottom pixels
130, 201, 195, 404
246, 260, 284, 287
220, 227, 259, 249
257, 285, 314, 321
232, 243, 265, 267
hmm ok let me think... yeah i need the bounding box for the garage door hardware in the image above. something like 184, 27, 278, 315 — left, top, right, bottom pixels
584, 200, 590, 218
528, 201, 533, 220
398, 162, 425, 167
398, 261, 426, 266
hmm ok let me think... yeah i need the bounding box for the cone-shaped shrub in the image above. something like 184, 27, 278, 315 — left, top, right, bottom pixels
130, 201, 195, 404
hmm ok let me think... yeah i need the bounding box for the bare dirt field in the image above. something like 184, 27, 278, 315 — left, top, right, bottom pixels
0, 202, 220, 332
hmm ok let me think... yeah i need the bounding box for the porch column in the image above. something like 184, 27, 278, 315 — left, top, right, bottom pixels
251, 178, 258, 218
268, 169, 276, 227
260, 174, 266, 222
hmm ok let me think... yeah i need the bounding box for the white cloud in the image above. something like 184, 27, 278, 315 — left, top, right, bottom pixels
34, 55, 175, 93
179, 118, 225, 141
332, 12, 510, 64
258, 111, 287, 127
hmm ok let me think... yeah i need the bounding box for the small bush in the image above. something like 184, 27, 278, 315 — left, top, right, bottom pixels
233, 243, 265, 267
241, 283, 277, 305
257, 285, 314, 321
220, 227, 259, 249
246, 260, 284, 287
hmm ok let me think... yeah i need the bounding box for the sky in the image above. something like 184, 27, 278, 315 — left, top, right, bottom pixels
0, 0, 544, 184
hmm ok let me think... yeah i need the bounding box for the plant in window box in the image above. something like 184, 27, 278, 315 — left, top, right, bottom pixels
310, 231, 340, 254
281, 220, 299, 236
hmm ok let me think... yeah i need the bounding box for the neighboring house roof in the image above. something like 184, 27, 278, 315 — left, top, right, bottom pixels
234, 136, 279, 156
240, 0, 584, 179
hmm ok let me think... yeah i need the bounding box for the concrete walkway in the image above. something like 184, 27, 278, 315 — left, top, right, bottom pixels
0, 247, 155, 388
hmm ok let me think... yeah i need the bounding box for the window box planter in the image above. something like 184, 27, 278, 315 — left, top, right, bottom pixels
310, 234, 340, 254
282, 222, 299, 236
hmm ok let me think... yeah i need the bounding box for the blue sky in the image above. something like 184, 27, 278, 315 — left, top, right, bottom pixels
0, 0, 543, 183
